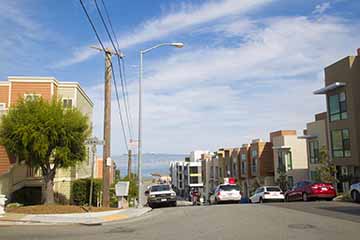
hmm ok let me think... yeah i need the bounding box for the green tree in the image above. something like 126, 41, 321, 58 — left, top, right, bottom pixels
0, 97, 90, 204
276, 169, 289, 191
317, 146, 337, 184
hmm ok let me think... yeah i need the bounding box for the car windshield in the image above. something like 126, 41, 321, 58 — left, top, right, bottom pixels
220, 185, 240, 191
151, 185, 170, 192
266, 187, 281, 192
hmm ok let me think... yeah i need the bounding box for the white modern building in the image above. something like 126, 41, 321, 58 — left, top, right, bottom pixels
170, 151, 207, 198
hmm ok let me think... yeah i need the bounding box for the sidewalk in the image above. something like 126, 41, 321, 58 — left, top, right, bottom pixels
0, 207, 151, 226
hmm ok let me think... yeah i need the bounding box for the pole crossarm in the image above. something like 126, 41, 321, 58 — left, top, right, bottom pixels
91, 45, 124, 58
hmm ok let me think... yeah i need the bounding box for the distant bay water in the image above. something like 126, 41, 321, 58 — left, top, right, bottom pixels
112, 153, 187, 177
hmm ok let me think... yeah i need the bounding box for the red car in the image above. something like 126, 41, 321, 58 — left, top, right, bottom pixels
285, 180, 336, 202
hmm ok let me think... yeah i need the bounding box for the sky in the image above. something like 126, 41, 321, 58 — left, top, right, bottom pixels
1, 0, 360, 156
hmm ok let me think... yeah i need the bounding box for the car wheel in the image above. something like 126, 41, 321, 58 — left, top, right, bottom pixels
259, 198, 264, 204
351, 190, 360, 203
172, 201, 177, 207
285, 195, 290, 202
303, 193, 309, 202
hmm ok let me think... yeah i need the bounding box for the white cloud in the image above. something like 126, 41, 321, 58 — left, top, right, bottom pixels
54, 0, 273, 68
313, 2, 331, 15
89, 15, 360, 154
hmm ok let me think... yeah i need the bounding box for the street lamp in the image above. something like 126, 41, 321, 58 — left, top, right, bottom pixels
137, 42, 184, 208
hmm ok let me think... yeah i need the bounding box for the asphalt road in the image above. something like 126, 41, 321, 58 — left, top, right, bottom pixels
0, 201, 359, 240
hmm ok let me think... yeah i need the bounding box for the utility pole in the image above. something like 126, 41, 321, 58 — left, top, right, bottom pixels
128, 150, 132, 179
91, 46, 123, 207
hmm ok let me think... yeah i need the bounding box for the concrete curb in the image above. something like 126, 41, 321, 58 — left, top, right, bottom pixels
0, 207, 152, 226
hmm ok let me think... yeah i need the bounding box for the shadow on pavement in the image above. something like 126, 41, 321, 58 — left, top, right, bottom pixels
318, 206, 360, 216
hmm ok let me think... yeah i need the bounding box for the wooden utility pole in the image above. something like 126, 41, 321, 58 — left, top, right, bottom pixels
103, 48, 112, 207
91, 46, 123, 207
128, 150, 132, 179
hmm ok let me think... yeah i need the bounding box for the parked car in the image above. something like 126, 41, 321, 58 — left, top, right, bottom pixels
250, 186, 285, 203
285, 181, 336, 202
209, 184, 241, 204
350, 182, 360, 203
145, 184, 177, 208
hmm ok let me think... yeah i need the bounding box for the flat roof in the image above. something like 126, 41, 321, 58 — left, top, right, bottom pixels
298, 135, 318, 140
314, 82, 346, 95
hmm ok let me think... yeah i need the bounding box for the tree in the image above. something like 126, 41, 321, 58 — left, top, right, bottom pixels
0, 97, 90, 204
276, 169, 289, 191
317, 146, 337, 184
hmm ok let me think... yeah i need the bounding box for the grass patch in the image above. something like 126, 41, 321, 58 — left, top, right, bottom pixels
6, 204, 117, 214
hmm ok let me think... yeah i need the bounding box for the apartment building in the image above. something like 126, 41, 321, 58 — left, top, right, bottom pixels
169, 161, 187, 196
314, 50, 360, 192
218, 148, 239, 180
249, 139, 274, 187
270, 130, 308, 188
0, 76, 94, 203
300, 112, 329, 182
200, 152, 221, 201
239, 144, 251, 198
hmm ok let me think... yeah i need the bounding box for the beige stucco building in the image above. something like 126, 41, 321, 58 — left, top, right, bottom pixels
270, 130, 308, 188
0, 76, 94, 204
301, 112, 329, 182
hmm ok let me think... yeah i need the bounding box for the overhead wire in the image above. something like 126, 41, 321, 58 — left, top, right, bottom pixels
79, 0, 129, 151
94, 0, 134, 141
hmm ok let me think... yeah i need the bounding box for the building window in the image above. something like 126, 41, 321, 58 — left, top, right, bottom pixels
241, 153, 247, 161
24, 93, 41, 101
251, 159, 257, 175
210, 166, 214, 178
241, 161, 247, 175
331, 129, 351, 158
215, 167, 219, 178
278, 151, 292, 172
309, 141, 320, 164
189, 166, 199, 174
310, 170, 320, 182
288, 176, 294, 188
190, 176, 199, 184
251, 149, 257, 158
286, 152, 293, 171
0, 103, 5, 110
329, 92, 347, 122
63, 99, 73, 108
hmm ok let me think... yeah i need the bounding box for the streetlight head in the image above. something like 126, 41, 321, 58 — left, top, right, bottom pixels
171, 42, 184, 48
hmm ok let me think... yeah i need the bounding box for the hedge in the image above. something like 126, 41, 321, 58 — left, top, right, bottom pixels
71, 178, 102, 206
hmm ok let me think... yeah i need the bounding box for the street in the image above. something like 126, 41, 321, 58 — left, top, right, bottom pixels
1, 201, 359, 240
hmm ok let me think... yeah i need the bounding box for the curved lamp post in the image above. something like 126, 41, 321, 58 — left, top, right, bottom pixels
137, 42, 184, 208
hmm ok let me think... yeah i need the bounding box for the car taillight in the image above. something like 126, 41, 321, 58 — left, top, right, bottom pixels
264, 192, 270, 195
280, 192, 284, 195
217, 192, 221, 196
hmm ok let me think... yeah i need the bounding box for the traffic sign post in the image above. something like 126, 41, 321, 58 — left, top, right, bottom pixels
85, 137, 104, 208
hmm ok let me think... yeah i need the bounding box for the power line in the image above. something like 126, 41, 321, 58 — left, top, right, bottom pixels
98, 0, 134, 140
94, 0, 134, 140
79, 0, 129, 151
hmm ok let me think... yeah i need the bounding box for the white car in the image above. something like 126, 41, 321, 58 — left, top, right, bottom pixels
209, 184, 242, 204
350, 182, 360, 203
145, 184, 177, 208
250, 186, 285, 203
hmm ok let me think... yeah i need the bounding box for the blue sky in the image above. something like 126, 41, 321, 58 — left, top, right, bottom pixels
1, 0, 360, 155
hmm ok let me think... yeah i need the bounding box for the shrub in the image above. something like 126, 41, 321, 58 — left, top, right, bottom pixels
71, 178, 102, 206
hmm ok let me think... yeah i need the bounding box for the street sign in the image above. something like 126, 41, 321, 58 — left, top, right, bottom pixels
115, 181, 130, 197
85, 137, 104, 145
106, 157, 112, 167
